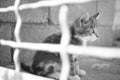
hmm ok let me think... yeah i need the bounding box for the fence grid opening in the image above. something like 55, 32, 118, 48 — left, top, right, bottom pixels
0, 0, 120, 80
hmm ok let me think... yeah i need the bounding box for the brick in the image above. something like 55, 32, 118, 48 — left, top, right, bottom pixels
50, 2, 97, 25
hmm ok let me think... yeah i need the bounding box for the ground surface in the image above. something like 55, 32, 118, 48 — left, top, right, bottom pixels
78, 56, 120, 80
5, 55, 120, 80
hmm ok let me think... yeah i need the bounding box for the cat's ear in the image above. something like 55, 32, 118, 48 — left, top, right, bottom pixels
80, 13, 89, 21
92, 12, 100, 19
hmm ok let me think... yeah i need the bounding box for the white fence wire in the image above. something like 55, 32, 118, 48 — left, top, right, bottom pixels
0, 0, 120, 80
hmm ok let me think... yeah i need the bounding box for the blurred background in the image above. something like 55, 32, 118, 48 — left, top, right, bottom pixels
0, 0, 120, 80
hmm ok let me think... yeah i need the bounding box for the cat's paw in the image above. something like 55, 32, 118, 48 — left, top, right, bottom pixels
76, 69, 86, 77
69, 75, 81, 80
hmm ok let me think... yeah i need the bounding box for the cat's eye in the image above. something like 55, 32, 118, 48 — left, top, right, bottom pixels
91, 30, 95, 33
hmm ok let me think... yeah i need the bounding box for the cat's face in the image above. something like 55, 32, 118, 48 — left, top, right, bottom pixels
73, 12, 100, 42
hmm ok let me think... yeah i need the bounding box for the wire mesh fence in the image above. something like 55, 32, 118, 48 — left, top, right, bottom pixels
0, 0, 120, 80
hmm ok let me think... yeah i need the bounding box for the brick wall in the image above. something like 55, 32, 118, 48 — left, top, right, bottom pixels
0, 0, 116, 66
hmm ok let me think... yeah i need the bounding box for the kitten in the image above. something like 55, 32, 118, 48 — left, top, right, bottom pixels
21, 12, 100, 79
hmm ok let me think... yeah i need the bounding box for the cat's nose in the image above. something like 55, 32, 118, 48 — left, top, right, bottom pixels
95, 33, 99, 38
